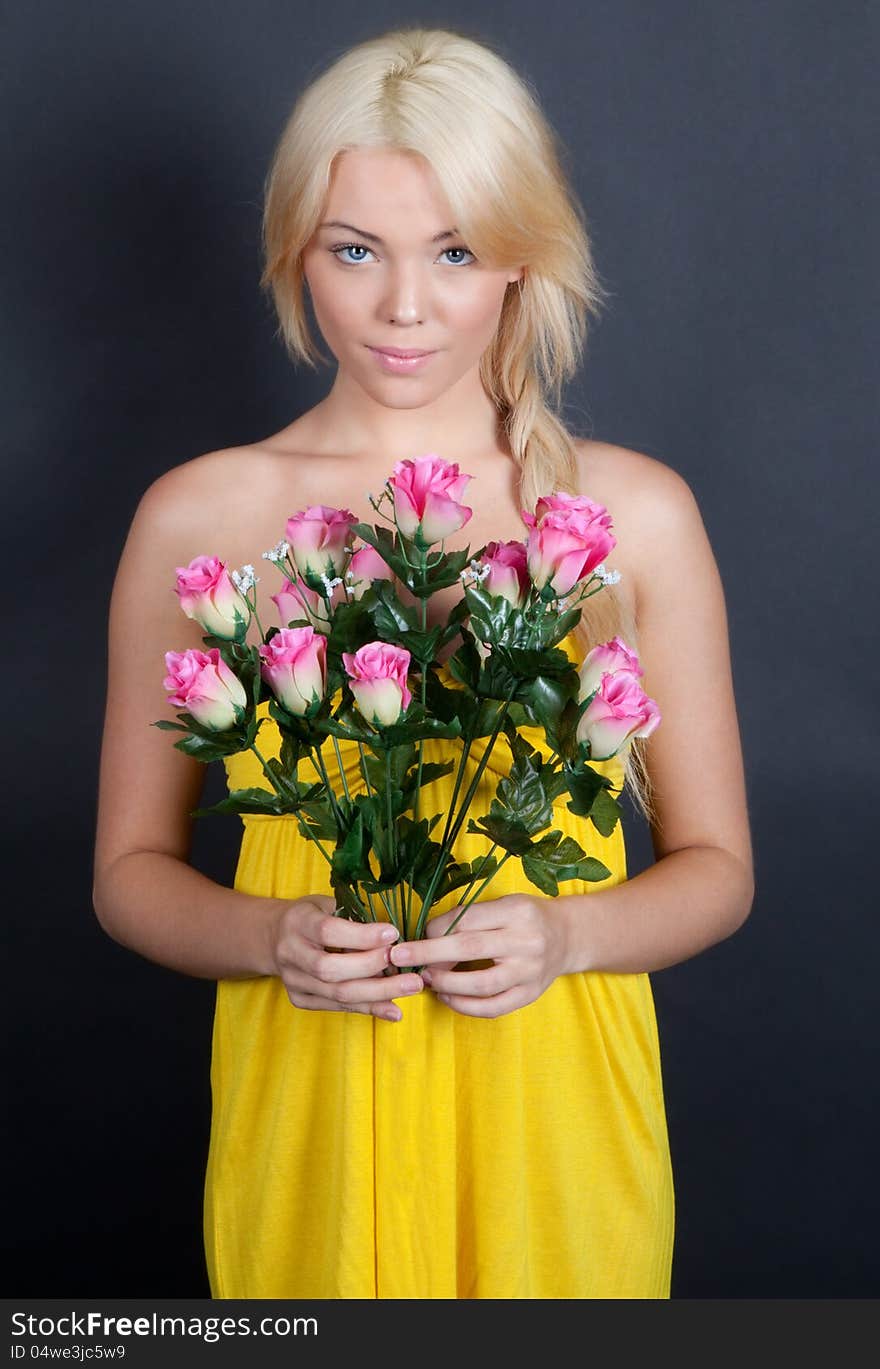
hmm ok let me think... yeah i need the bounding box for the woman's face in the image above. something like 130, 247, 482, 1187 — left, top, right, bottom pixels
301, 147, 522, 408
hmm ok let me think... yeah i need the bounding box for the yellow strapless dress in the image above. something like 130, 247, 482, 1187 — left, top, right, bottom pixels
203, 639, 675, 1298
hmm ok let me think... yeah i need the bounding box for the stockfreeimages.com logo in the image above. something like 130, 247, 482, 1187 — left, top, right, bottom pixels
10, 1311, 317, 1344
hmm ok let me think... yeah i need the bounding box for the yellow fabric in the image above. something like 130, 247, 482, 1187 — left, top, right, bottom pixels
203, 638, 675, 1298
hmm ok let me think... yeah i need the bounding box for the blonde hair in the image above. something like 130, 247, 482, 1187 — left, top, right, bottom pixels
260, 26, 657, 826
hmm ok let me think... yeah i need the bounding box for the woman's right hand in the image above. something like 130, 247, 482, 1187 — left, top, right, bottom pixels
269, 896, 424, 1021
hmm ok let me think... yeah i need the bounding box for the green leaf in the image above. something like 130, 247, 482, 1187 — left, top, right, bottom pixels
544, 696, 583, 760
369, 713, 463, 749
563, 762, 606, 817
432, 853, 500, 901
519, 829, 612, 896
331, 809, 371, 883
562, 763, 623, 836
172, 731, 246, 762
298, 790, 343, 840
189, 786, 291, 819
442, 635, 482, 692
517, 671, 577, 733
495, 746, 555, 835
584, 786, 623, 838
370, 580, 422, 635
399, 759, 456, 807
466, 806, 534, 855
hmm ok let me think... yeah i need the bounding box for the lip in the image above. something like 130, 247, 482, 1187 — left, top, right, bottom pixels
368, 345, 437, 373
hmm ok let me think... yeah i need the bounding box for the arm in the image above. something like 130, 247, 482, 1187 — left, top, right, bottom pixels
92, 458, 286, 980
391, 458, 754, 1008
92, 457, 419, 1015
554, 459, 755, 973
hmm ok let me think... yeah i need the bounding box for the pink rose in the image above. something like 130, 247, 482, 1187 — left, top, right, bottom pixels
258, 626, 327, 717
480, 539, 530, 607
272, 576, 339, 633
173, 556, 250, 639
163, 647, 247, 731
285, 505, 355, 582
525, 492, 606, 526
346, 545, 393, 602
342, 641, 412, 726
578, 635, 643, 699
388, 453, 473, 544
522, 494, 616, 597
576, 670, 661, 759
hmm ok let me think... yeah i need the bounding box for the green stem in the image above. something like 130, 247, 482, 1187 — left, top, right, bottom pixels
384, 749, 405, 935
250, 742, 372, 920
413, 684, 518, 940
250, 605, 267, 641
249, 741, 304, 812
456, 840, 500, 908
331, 735, 352, 803
412, 580, 428, 833
438, 734, 474, 852
443, 850, 514, 935
376, 886, 400, 931
310, 742, 346, 827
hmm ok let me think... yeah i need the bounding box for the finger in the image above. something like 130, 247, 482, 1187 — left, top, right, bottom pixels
424, 901, 511, 937
435, 984, 530, 1019
389, 929, 500, 968
286, 988, 406, 1022
300, 941, 400, 984
301, 910, 400, 952
282, 964, 424, 1004
423, 962, 516, 998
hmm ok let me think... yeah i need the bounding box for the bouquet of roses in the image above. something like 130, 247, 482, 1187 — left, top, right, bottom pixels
155, 455, 659, 948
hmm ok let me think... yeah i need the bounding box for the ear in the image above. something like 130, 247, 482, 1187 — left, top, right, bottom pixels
508, 267, 525, 285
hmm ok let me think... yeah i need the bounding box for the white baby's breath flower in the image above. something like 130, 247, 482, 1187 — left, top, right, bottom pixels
231, 565, 259, 593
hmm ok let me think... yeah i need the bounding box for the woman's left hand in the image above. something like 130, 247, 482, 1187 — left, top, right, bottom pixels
387, 893, 572, 1018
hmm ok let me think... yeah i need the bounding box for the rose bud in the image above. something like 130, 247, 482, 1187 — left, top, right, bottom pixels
480, 539, 530, 607
388, 453, 473, 544
576, 670, 661, 759
528, 492, 608, 525
522, 493, 617, 598
173, 556, 250, 639
342, 641, 412, 726
285, 505, 355, 583
578, 636, 644, 699
258, 625, 327, 717
163, 647, 247, 731
272, 576, 337, 633
345, 544, 393, 602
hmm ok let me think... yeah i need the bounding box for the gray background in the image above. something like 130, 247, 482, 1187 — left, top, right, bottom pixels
4, 1, 877, 1296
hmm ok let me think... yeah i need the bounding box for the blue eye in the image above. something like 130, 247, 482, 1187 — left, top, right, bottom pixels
330, 243, 375, 265
329, 243, 476, 266
440, 247, 475, 266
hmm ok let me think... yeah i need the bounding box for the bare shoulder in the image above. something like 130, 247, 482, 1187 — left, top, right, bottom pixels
572, 438, 708, 601
573, 437, 698, 522
136, 444, 276, 527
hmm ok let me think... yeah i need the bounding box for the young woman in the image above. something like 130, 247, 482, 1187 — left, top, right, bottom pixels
93, 27, 754, 1299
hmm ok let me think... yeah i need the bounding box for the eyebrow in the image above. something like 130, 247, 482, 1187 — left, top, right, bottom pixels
319, 220, 459, 245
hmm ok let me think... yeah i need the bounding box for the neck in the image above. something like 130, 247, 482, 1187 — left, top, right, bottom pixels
310, 363, 511, 464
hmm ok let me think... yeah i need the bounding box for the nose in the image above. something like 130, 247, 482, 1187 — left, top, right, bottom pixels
378, 261, 427, 326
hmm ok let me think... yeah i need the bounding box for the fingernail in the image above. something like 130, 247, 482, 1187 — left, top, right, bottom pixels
421, 969, 433, 986
384, 1007, 402, 1022
389, 945, 409, 963
381, 926, 400, 943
